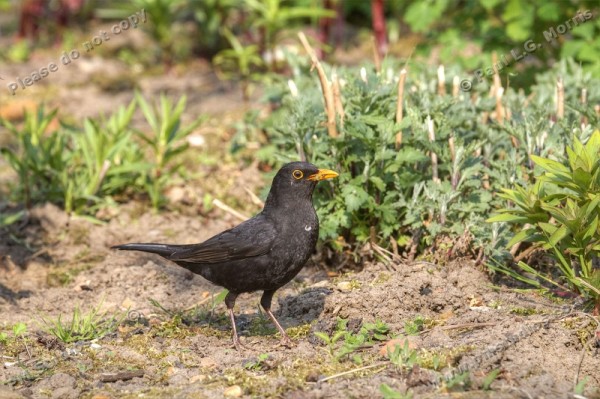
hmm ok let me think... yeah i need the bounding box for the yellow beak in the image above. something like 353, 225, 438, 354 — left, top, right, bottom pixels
307, 169, 339, 181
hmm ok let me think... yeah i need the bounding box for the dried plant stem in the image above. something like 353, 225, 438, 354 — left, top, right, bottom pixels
298, 32, 338, 138
371, 35, 381, 73
452, 75, 459, 97
581, 88, 588, 128
448, 135, 456, 162
92, 159, 111, 196
491, 52, 505, 124
212, 199, 248, 222
495, 86, 505, 124
556, 77, 564, 120
395, 69, 407, 148
426, 115, 440, 184
437, 65, 446, 96
244, 187, 264, 207
317, 362, 387, 383
331, 70, 345, 128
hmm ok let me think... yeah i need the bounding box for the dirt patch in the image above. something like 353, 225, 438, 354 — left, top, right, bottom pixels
1, 204, 598, 399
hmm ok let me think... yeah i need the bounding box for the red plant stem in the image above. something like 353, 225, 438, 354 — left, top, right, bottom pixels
371, 0, 387, 59
318, 0, 334, 59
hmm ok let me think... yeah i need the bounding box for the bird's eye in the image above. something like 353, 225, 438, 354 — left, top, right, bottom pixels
292, 169, 304, 179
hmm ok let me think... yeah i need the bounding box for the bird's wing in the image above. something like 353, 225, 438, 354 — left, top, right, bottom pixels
167, 214, 277, 264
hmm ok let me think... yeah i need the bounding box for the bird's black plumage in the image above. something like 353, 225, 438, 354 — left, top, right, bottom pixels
112, 162, 338, 349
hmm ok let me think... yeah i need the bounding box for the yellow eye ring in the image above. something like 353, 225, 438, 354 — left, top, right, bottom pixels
292, 170, 304, 179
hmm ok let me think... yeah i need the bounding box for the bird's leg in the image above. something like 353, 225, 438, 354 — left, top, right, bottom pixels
260, 290, 294, 348
225, 291, 245, 350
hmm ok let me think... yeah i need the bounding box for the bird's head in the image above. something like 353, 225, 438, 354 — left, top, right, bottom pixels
264, 161, 338, 209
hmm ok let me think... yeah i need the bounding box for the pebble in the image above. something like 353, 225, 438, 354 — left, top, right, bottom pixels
336, 281, 353, 291
0, 387, 24, 399
189, 374, 206, 384
199, 357, 217, 368
224, 385, 243, 397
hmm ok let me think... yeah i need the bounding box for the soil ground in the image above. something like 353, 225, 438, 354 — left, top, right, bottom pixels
1, 27, 600, 399
1, 201, 599, 399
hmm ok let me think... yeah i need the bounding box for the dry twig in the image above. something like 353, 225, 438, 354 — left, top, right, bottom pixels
395, 69, 407, 148
298, 32, 337, 138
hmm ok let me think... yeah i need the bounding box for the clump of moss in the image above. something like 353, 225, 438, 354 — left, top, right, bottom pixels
286, 324, 311, 339
418, 345, 475, 370
509, 307, 539, 316
373, 272, 391, 285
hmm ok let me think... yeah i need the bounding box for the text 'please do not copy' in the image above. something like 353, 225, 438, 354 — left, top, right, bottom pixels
6, 9, 147, 96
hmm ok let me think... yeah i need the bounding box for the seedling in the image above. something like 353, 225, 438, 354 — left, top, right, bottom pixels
482, 368, 500, 390
40, 301, 125, 343
380, 383, 413, 399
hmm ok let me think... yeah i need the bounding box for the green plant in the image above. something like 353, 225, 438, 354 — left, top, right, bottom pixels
243, 353, 270, 371
387, 339, 418, 370
489, 130, 600, 313
0, 211, 25, 228
12, 322, 26, 337
444, 371, 471, 391
213, 28, 265, 100
0, 323, 29, 356
248, 55, 599, 262
575, 377, 588, 396
63, 100, 140, 214
135, 92, 205, 210
315, 318, 391, 362
403, 315, 425, 335
243, 0, 334, 69
1, 106, 62, 207
96, 0, 188, 64
401, 0, 600, 79
314, 327, 346, 360
189, 0, 238, 56
380, 383, 413, 399
41, 302, 125, 343
482, 368, 500, 390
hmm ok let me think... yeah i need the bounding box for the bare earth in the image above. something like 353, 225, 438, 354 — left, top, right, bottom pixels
1, 201, 599, 399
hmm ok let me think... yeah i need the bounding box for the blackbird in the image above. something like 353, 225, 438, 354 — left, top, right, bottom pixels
112, 162, 338, 350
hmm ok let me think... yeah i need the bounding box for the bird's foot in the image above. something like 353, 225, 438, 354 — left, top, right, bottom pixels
232, 336, 249, 351
277, 335, 295, 349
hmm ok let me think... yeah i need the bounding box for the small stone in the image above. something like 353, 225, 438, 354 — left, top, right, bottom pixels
165, 186, 186, 204
336, 282, 352, 291
199, 357, 217, 369
121, 297, 135, 309
379, 336, 420, 357
224, 385, 243, 397
310, 280, 329, 288
187, 134, 205, 147
0, 386, 25, 399
52, 386, 79, 399
189, 374, 206, 384
90, 343, 102, 350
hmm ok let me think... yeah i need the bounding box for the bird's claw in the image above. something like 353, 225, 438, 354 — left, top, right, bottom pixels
278, 336, 295, 349
232, 336, 249, 351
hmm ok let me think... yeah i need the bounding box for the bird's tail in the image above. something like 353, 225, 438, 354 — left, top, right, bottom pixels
111, 243, 178, 258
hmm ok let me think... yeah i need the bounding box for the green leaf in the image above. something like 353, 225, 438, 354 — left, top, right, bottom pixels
342, 185, 370, 212
506, 228, 535, 248
486, 213, 530, 223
